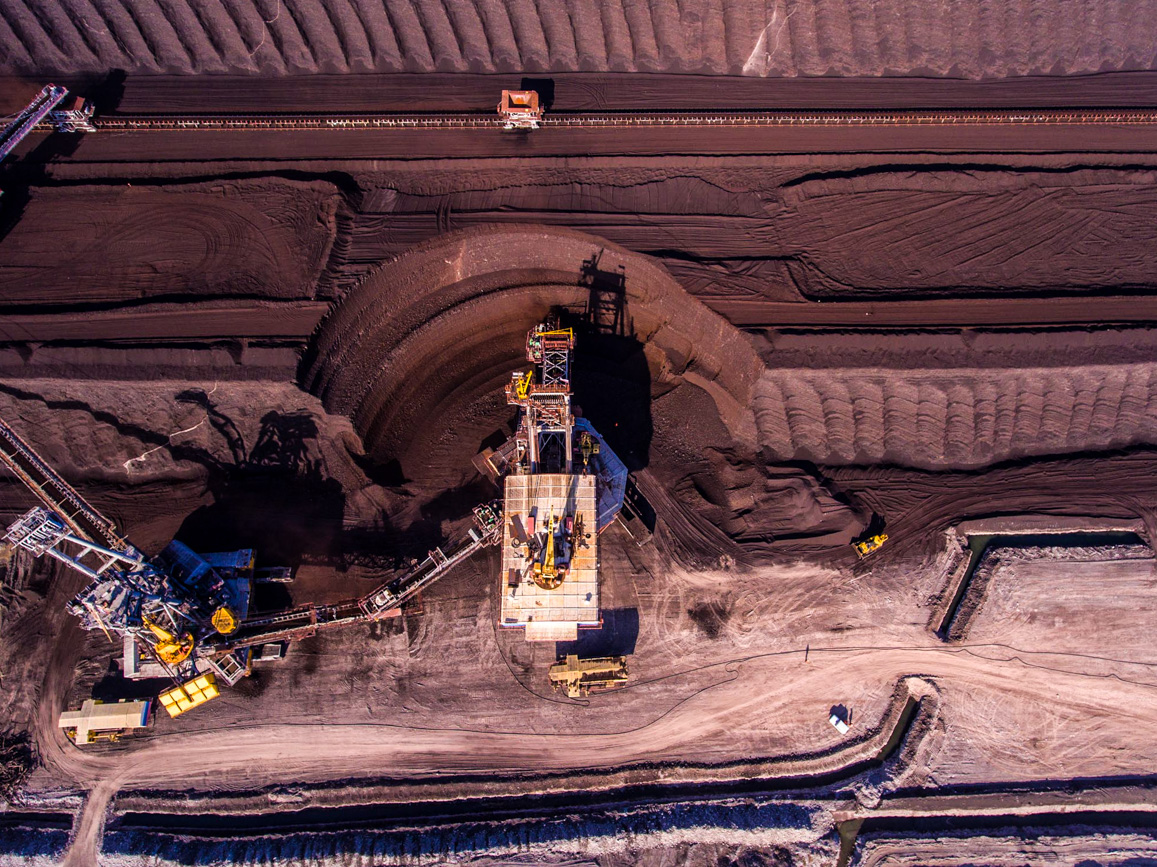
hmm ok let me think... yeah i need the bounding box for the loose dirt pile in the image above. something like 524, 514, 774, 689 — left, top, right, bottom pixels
754, 362, 1157, 469
3, 0, 1154, 77
10, 161, 1157, 309
854, 829, 1157, 866
101, 800, 833, 866
342, 166, 1157, 301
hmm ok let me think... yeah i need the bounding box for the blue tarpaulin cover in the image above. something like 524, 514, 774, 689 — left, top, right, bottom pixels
574, 417, 628, 532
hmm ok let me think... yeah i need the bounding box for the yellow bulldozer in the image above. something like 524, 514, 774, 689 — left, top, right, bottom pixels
853, 532, 888, 558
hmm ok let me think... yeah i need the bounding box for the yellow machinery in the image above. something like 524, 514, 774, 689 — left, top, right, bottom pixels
548, 654, 629, 698
579, 431, 599, 470
158, 673, 219, 718
211, 605, 238, 635
82, 730, 121, 744
141, 615, 194, 666
532, 512, 565, 590
853, 533, 888, 558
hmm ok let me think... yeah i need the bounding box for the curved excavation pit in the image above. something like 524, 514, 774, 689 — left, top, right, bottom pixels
304, 224, 761, 473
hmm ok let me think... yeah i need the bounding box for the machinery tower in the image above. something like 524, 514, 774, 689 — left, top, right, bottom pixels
496, 322, 627, 642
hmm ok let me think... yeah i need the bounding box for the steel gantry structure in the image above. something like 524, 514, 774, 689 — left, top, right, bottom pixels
1, 84, 94, 162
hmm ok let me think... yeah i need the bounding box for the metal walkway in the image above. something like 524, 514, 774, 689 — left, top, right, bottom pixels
0, 418, 126, 550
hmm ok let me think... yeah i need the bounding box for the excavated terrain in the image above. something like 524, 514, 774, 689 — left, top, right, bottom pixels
0, 65, 1157, 865
3, 0, 1157, 77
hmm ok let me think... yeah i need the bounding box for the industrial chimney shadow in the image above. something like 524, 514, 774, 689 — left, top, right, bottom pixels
566, 253, 653, 472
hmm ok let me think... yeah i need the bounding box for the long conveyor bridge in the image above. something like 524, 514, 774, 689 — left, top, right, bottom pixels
207, 504, 501, 653
43, 108, 1157, 133
0, 418, 127, 551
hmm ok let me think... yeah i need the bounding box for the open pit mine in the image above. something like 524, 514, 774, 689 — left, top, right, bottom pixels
1, 5, 1157, 865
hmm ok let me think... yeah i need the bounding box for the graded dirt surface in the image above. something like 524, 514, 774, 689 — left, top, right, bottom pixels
1, 71, 1157, 866
0, 180, 340, 306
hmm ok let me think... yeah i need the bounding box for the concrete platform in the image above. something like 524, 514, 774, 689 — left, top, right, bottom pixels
500, 473, 600, 641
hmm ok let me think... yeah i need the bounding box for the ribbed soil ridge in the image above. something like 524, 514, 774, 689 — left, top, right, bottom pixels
3, 0, 1156, 76
754, 363, 1157, 470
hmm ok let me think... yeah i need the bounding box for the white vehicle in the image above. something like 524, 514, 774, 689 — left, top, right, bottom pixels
829, 712, 850, 735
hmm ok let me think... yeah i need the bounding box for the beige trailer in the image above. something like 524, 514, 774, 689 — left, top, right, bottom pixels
58, 698, 151, 745
548, 654, 628, 698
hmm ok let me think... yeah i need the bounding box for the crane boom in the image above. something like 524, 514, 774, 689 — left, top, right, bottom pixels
205, 503, 501, 654
0, 85, 67, 162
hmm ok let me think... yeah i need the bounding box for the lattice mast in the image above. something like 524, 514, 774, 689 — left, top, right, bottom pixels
0, 417, 230, 679
506, 325, 576, 475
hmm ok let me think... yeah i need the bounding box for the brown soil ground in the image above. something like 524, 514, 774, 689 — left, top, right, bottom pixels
854, 830, 1157, 866
0, 73, 1156, 864
3, 1, 1156, 77
0, 180, 339, 306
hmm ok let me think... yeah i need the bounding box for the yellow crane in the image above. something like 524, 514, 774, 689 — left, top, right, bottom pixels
532, 511, 564, 589
140, 615, 194, 666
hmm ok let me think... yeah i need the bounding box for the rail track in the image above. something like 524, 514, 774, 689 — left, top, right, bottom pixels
38, 108, 1157, 133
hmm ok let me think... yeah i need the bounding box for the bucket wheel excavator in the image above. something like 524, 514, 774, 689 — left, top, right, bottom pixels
0, 318, 631, 734
0, 417, 255, 708
0, 413, 502, 727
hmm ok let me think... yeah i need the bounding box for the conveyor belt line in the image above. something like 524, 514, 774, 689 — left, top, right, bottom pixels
33, 108, 1157, 133
0, 418, 126, 550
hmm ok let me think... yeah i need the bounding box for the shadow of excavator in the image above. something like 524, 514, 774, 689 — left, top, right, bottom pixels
173, 391, 345, 568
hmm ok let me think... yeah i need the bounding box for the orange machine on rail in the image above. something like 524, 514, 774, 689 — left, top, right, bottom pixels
497, 90, 543, 130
